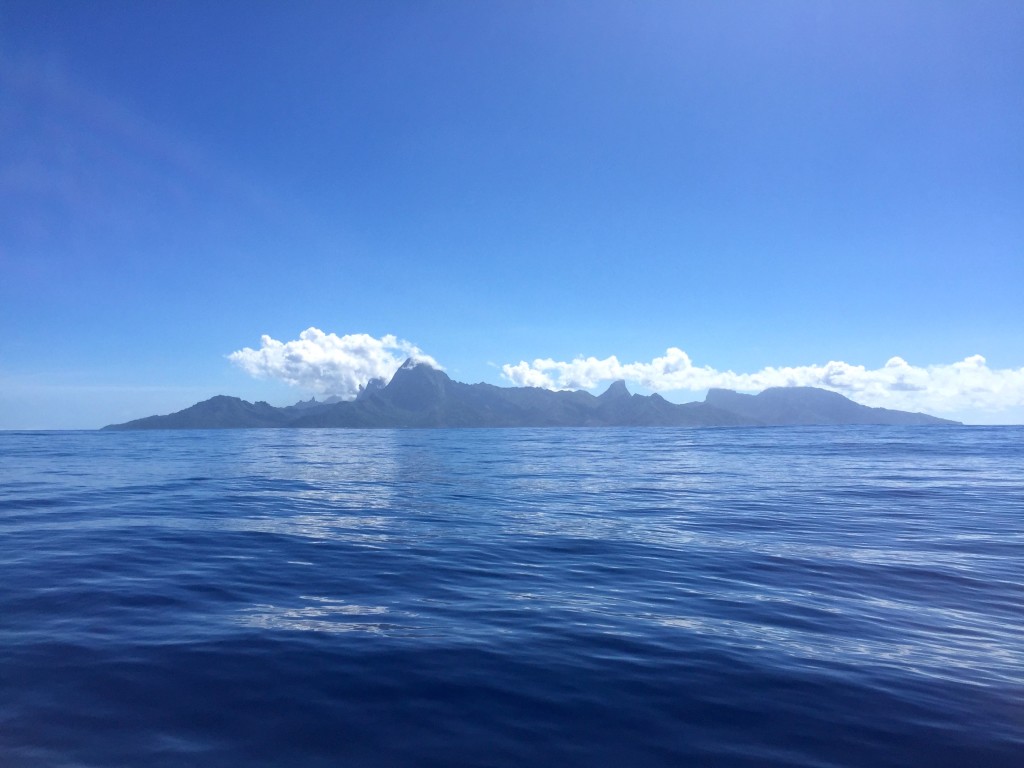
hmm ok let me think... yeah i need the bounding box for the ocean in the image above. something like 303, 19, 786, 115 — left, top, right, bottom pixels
1, 426, 1021, 767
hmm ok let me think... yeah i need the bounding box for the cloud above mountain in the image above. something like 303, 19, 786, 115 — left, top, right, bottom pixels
502, 349, 1024, 415
229, 330, 1024, 417
228, 328, 440, 398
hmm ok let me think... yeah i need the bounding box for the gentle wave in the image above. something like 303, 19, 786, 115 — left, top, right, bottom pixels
1, 426, 1022, 766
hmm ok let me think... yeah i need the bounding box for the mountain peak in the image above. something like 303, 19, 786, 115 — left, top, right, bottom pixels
103, 381, 959, 429
356, 377, 387, 401
598, 380, 631, 399
399, 356, 440, 371
384, 359, 452, 411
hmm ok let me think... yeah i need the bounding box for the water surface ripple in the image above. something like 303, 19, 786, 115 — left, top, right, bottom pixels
1, 426, 1022, 766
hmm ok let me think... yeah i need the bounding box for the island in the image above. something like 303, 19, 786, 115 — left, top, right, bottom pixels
102, 359, 959, 430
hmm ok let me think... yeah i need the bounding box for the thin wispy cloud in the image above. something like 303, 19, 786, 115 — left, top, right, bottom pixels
502, 349, 1024, 415
0, 49, 290, 261
228, 328, 441, 399
1, 52, 202, 228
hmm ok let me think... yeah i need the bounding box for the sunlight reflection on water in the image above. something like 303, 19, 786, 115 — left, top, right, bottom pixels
3, 426, 1023, 767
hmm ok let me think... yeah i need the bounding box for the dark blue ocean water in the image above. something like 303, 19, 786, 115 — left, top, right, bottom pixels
1, 426, 1022, 767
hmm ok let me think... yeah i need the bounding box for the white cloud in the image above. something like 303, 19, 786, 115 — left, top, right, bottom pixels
229, 328, 441, 399
502, 349, 1024, 415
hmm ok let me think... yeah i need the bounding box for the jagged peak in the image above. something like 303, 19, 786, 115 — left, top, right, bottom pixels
391, 359, 450, 382
355, 377, 387, 401
383, 357, 451, 411
399, 356, 443, 371
598, 379, 631, 399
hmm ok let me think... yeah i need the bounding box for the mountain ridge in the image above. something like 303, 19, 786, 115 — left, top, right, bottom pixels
102, 361, 960, 430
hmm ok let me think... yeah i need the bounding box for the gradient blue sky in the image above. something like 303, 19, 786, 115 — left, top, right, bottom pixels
2, 1, 1022, 428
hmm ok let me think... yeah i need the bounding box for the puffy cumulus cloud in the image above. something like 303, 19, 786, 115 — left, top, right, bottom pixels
229, 328, 441, 398
501, 349, 1024, 415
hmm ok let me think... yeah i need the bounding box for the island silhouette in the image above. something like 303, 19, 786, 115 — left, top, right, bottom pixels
103, 360, 958, 429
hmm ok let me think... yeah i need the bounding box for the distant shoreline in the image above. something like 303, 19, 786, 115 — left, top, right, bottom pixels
103, 360, 960, 431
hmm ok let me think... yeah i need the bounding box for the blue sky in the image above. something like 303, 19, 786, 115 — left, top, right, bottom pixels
2, 1, 1022, 428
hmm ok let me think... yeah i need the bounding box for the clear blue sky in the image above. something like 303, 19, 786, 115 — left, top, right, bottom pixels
2, 1, 1022, 428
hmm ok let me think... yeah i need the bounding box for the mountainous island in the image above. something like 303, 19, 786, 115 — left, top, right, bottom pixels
103, 359, 959, 430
